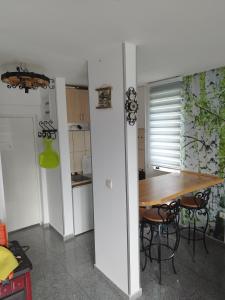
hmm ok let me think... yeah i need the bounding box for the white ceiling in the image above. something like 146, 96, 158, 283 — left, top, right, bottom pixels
1, 0, 225, 85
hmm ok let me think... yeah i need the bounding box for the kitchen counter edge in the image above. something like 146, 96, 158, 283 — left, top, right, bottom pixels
72, 180, 92, 188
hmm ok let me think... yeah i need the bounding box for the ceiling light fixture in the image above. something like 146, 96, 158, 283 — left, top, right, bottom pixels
1, 66, 54, 93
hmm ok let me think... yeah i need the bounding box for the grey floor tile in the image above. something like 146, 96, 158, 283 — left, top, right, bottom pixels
9, 225, 225, 300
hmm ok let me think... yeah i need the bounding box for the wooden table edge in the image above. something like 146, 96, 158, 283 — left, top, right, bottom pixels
139, 172, 224, 207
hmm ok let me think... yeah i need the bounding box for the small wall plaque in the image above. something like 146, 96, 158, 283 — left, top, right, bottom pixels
96, 86, 112, 109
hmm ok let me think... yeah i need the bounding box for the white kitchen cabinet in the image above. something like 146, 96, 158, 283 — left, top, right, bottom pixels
73, 183, 94, 235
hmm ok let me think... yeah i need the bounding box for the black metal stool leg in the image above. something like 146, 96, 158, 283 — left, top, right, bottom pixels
166, 226, 169, 247
140, 221, 144, 251
188, 209, 191, 245
149, 224, 154, 263
141, 250, 147, 271
193, 211, 196, 261
203, 209, 209, 254
172, 221, 179, 274
172, 257, 177, 274
174, 222, 180, 252
158, 224, 162, 284
141, 221, 151, 271
140, 222, 148, 271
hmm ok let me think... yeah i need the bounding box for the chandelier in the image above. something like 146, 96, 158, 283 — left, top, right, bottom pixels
1, 66, 53, 93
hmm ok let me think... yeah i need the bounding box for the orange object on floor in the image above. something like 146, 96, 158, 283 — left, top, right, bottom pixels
0, 223, 8, 247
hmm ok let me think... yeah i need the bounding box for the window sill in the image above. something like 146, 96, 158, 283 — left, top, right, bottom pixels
153, 166, 180, 173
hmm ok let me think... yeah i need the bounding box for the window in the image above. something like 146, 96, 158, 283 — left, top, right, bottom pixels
147, 80, 182, 170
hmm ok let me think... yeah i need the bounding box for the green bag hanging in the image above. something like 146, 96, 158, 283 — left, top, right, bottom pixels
39, 138, 60, 169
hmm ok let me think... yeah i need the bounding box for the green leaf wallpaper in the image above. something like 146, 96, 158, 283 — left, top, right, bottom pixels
181, 67, 225, 241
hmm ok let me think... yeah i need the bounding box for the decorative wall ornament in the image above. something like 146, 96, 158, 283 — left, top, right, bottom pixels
1, 66, 54, 93
125, 87, 138, 126
181, 67, 225, 241
38, 120, 57, 140
95, 86, 112, 109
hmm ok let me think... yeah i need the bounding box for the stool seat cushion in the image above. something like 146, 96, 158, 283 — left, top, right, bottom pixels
143, 207, 173, 223
139, 207, 146, 220
180, 196, 203, 208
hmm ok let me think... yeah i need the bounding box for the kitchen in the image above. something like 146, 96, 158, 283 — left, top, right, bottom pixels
66, 83, 151, 237
66, 85, 94, 236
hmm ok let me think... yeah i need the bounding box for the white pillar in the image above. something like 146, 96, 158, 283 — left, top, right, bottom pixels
55, 78, 74, 238
88, 43, 141, 298
123, 42, 141, 297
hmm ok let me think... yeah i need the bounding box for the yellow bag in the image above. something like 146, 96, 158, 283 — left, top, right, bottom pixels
0, 246, 18, 281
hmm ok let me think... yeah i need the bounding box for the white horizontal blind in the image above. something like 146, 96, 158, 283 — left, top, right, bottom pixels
148, 81, 182, 169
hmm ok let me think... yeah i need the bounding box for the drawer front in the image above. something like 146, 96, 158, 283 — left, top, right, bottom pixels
11, 277, 25, 293
0, 282, 11, 298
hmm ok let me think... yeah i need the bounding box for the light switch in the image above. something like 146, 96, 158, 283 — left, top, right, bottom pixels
105, 179, 112, 189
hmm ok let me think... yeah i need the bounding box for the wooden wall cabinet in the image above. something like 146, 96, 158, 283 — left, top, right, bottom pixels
66, 87, 90, 123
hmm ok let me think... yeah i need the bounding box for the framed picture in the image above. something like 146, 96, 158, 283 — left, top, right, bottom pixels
95, 86, 112, 109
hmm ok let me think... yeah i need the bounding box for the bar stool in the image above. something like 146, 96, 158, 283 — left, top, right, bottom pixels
179, 189, 210, 260
141, 201, 180, 284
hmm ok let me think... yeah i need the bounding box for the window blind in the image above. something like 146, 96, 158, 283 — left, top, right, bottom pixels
148, 81, 182, 170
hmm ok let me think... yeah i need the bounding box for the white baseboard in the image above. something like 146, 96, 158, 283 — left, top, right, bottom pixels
128, 288, 142, 300
43, 223, 74, 241
43, 223, 50, 228
94, 264, 142, 299
63, 233, 74, 241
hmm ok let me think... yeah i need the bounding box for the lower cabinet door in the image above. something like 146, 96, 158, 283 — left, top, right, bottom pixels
73, 184, 94, 235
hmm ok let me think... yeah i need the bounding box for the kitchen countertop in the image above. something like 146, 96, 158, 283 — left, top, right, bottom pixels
71, 173, 92, 188
72, 179, 92, 187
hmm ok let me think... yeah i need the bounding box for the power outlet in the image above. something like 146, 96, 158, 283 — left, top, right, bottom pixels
219, 211, 225, 219
105, 179, 112, 189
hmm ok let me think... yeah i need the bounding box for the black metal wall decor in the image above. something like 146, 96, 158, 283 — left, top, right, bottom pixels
1, 66, 54, 94
125, 87, 138, 126
38, 120, 57, 140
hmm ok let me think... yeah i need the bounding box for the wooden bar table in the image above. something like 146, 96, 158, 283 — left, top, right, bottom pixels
139, 171, 224, 207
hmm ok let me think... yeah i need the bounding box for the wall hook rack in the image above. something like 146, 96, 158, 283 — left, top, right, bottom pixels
38, 120, 57, 140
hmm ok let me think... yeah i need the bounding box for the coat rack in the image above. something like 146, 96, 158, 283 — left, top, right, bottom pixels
38, 120, 57, 140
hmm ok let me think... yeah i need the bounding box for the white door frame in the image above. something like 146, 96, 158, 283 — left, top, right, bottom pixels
0, 114, 43, 228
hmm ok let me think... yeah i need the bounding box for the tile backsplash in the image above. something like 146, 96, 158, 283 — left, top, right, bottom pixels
69, 131, 91, 173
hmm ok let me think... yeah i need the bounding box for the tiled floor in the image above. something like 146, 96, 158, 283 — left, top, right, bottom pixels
9, 225, 225, 300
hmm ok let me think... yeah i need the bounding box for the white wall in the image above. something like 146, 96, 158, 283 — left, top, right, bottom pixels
0, 84, 41, 112
45, 88, 64, 235
88, 45, 128, 293
137, 86, 147, 129
0, 82, 73, 234
0, 154, 6, 222
88, 43, 141, 297
0, 85, 48, 224
55, 78, 74, 237
44, 80, 74, 237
